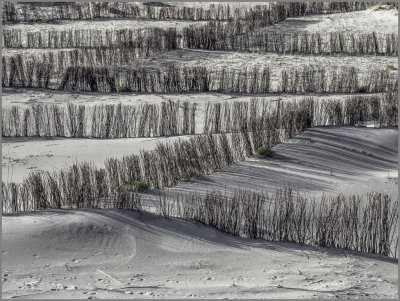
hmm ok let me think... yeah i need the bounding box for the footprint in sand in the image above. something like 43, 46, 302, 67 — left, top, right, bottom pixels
83, 291, 97, 295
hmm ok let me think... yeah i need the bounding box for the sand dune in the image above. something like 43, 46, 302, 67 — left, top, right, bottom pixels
2, 208, 398, 299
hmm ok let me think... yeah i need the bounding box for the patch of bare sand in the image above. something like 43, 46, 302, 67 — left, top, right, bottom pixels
2, 208, 398, 299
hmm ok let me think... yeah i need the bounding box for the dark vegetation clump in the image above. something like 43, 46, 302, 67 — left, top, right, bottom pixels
256, 146, 273, 158
123, 179, 149, 192
181, 170, 203, 181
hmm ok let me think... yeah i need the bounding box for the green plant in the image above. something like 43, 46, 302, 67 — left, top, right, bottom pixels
123, 179, 149, 192
181, 170, 203, 182
386, 64, 394, 71
256, 146, 273, 158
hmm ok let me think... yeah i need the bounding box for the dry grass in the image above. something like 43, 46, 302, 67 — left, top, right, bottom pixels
3, 57, 396, 93
3, 2, 368, 22
204, 91, 398, 136
158, 188, 398, 258
184, 30, 398, 56
2, 101, 196, 138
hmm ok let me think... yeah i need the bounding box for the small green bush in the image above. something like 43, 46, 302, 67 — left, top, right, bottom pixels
181, 170, 203, 182
386, 64, 394, 71
256, 146, 273, 158
124, 179, 149, 192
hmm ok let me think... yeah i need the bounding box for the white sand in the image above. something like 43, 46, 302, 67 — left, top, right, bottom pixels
2, 208, 398, 299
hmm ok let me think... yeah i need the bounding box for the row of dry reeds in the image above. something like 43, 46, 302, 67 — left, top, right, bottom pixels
3, 58, 396, 93
2, 179, 397, 257
3, 27, 178, 49
2, 102, 196, 138
5, 27, 396, 57
203, 92, 398, 149
2, 2, 269, 22
158, 188, 398, 258
184, 30, 398, 56
3, 2, 367, 22
4, 92, 395, 139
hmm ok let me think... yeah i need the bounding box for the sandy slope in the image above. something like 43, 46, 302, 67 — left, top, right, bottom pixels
256, 7, 398, 35
2, 209, 398, 299
158, 127, 398, 201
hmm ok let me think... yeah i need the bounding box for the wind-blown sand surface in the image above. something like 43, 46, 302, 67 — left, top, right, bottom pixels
2, 209, 398, 299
